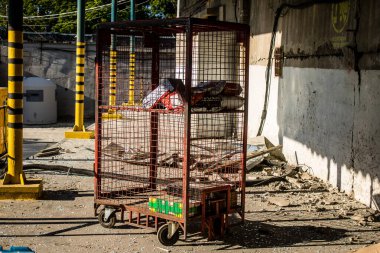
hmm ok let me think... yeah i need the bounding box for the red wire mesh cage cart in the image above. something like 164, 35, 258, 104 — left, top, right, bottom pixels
94, 18, 249, 246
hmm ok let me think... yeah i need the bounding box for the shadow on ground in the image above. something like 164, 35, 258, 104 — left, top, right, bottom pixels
23, 138, 56, 159
42, 190, 93, 201
179, 219, 351, 250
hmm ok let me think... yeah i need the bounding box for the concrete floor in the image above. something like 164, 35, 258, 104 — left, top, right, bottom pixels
0, 124, 379, 253
23, 123, 72, 159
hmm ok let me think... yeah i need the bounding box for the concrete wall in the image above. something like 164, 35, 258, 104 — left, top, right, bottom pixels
0, 43, 96, 120
180, 0, 380, 209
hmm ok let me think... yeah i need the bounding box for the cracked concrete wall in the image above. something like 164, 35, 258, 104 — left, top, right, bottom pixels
0, 43, 96, 120
247, 0, 380, 209
180, 0, 380, 208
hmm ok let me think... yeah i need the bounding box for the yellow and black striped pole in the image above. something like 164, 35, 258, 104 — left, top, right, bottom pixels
3, 0, 25, 185
1, 0, 42, 199
109, 0, 117, 107
65, 0, 94, 138
126, 0, 135, 106
74, 41, 86, 130
127, 51, 135, 105
102, 0, 122, 119
109, 49, 117, 106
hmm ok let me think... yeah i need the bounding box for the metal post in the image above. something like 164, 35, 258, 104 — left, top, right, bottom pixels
1, 0, 42, 200
149, 36, 159, 189
75, 0, 85, 130
182, 19, 193, 240
3, 0, 24, 185
127, 0, 135, 105
109, 0, 117, 107
102, 0, 122, 119
65, 0, 94, 138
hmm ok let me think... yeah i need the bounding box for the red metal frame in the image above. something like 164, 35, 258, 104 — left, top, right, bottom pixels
94, 18, 250, 241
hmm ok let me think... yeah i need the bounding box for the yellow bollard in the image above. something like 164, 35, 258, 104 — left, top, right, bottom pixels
126, 52, 135, 106
65, 0, 94, 139
0, 0, 42, 199
65, 42, 94, 138
4, 29, 25, 185
102, 49, 122, 119
109, 49, 117, 106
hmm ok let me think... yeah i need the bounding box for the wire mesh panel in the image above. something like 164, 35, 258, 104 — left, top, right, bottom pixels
95, 18, 249, 232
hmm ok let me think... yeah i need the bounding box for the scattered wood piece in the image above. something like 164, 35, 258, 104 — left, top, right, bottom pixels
35, 147, 61, 157
190, 143, 215, 153
103, 152, 150, 166
246, 145, 283, 160
204, 145, 283, 174
285, 176, 305, 189
39, 146, 61, 153
103, 142, 125, 157
207, 173, 229, 182
156, 247, 170, 253
158, 153, 175, 165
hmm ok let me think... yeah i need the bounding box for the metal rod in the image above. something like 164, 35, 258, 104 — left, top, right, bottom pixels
182, 18, 193, 239
241, 28, 250, 222
94, 28, 105, 199
4, 0, 25, 185
74, 0, 86, 131
149, 35, 159, 189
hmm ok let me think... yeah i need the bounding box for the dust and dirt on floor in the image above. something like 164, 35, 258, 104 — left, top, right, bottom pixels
0, 126, 379, 253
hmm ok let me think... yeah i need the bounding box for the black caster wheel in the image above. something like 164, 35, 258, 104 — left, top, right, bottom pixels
157, 223, 180, 246
98, 209, 116, 228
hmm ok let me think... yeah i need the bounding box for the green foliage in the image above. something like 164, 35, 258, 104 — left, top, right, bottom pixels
0, 0, 177, 34
147, 0, 176, 18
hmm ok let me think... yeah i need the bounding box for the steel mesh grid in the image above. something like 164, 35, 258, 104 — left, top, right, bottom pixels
95, 19, 248, 220
188, 30, 246, 208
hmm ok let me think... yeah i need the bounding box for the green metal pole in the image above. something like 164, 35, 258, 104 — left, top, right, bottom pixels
77, 0, 85, 42
111, 0, 117, 49
111, 0, 117, 22
130, 0, 135, 50
130, 0, 135, 21
3, 0, 25, 185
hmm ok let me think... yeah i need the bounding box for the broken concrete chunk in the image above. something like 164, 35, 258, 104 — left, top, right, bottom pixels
300, 172, 313, 180
283, 165, 299, 177
267, 197, 291, 207
309, 183, 324, 190
350, 213, 366, 222
262, 167, 273, 176
285, 176, 305, 189
352, 243, 380, 253
246, 156, 265, 171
